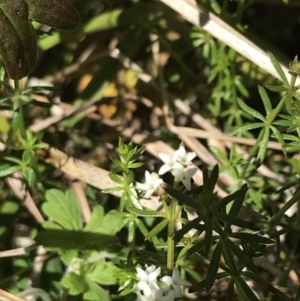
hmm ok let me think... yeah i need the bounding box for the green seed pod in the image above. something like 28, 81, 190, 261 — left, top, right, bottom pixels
24, 0, 81, 30
0, 0, 37, 79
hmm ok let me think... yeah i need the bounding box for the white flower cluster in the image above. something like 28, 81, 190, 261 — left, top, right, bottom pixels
135, 265, 191, 301
136, 144, 197, 198
158, 145, 197, 191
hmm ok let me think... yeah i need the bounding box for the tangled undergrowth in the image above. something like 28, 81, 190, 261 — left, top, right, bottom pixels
0, 0, 300, 300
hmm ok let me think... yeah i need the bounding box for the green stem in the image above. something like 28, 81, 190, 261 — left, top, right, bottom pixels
167, 180, 180, 274
14, 79, 26, 138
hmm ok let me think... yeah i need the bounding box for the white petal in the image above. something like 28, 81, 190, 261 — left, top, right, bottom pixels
172, 168, 184, 181
159, 153, 171, 164
185, 152, 196, 162
173, 284, 183, 298
149, 266, 161, 280
182, 178, 191, 190
161, 275, 174, 288
159, 164, 171, 175
136, 267, 147, 280
183, 167, 197, 179
173, 149, 181, 161
173, 162, 184, 170
145, 171, 152, 182
136, 182, 149, 191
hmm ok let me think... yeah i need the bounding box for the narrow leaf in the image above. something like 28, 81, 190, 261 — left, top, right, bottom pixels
226, 239, 256, 272
206, 241, 223, 292
241, 271, 289, 301
146, 219, 169, 240
264, 84, 288, 92
215, 213, 260, 230
257, 127, 270, 163
214, 184, 248, 212
237, 98, 265, 121
235, 276, 260, 301
230, 232, 274, 244
258, 85, 272, 114
268, 52, 288, 86
189, 272, 228, 293
231, 123, 264, 135
127, 207, 165, 218
161, 183, 196, 208
0, 164, 21, 177
109, 173, 123, 185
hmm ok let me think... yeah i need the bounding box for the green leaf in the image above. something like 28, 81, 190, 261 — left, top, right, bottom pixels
206, 165, 219, 192
225, 239, 256, 272
204, 217, 213, 255
257, 128, 270, 163
214, 184, 248, 212
22, 167, 36, 187
231, 123, 264, 135
4, 156, 23, 165
175, 216, 203, 241
109, 173, 124, 185
127, 162, 143, 169
215, 213, 259, 230
85, 207, 125, 235
226, 278, 235, 301
189, 272, 228, 293
264, 84, 288, 92
62, 272, 87, 295
270, 126, 286, 156
206, 241, 223, 292
84, 278, 110, 301
237, 98, 265, 121
270, 188, 300, 226
83, 8, 122, 33
230, 232, 274, 244
102, 186, 124, 193
258, 85, 272, 114
235, 276, 260, 301
101, 210, 127, 235
43, 189, 82, 230
146, 218, 169, 240
87, 261, 119, 285
162, 183, 196, 208
268, 52, 288, 86
84, 206, 105, 232
127, 207, 165, 217
241, 271, 289, 301
0, 0, 37, 79
36, 229, 117, 250
25, 0, 81, 31
0, 164, 21, 177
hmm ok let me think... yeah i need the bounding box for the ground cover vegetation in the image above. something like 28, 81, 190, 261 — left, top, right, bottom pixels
0, 0, 300, 300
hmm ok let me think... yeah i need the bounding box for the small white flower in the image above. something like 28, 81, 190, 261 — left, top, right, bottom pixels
174, 145, 196, 166
136, 171, 163, 198
172, 166, 197, 190
161, 268, 191, 298
135, 265, 161, 297
158, 153, 183, 175
135, 289, 163, 301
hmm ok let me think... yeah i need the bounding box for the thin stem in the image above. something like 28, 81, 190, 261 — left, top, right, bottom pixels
167, 180, 179, 274
13, 79, 26, 138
